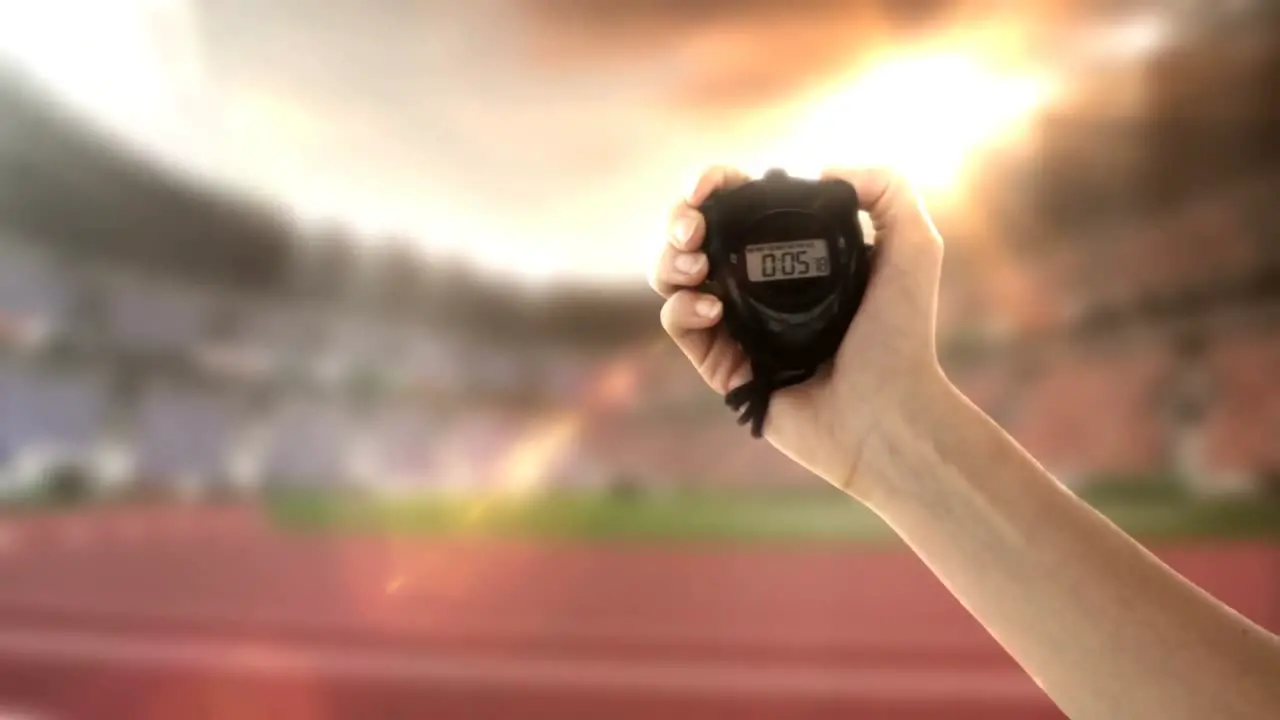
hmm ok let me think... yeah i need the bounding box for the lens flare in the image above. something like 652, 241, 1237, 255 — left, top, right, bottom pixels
385, 339, 662, 592
740, 33, 1057, 200
484, 343, 653, 495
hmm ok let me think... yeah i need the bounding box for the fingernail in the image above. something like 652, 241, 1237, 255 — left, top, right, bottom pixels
682, 171, 704, 204
672, 215, 696, 247
695, 297, 722, 319
674, 253, 704, 275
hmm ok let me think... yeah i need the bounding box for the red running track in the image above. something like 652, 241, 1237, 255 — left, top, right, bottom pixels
0, 505, 1272, 720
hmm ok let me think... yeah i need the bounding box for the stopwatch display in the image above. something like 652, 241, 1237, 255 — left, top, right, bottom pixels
744, 239, 830, 283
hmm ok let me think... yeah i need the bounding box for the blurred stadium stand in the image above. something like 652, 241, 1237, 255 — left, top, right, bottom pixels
0, 360, 109, 494
259, 395, 362, 491
133, 381, 243, 490
0, 17, 1277, 503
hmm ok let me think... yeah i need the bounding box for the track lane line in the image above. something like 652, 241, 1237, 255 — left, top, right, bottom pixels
0, 592, 994, 652
0, 624, 1046, 703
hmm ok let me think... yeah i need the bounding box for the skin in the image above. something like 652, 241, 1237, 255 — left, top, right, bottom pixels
649, 165, 1280, 719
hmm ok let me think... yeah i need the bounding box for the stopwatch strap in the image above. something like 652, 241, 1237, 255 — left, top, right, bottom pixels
724, 361, 817, 439
724, 367, 771, 439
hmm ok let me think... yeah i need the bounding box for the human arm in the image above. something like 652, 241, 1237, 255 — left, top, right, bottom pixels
861, 363, 1280, 720
649, 165, 1280, 719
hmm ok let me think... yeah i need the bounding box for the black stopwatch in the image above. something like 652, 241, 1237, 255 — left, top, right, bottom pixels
698, 168, 873, 438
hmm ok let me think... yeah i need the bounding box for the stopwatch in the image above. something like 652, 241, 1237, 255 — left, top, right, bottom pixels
698, 169, 873, 437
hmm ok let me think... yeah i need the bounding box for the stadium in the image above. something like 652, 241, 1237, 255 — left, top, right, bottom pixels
0, 1, 1276, 718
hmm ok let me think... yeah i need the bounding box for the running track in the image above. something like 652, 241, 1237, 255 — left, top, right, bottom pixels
0, 506, 1272, 719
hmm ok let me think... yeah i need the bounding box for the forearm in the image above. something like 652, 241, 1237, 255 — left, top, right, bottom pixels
856, 368, 1280, 720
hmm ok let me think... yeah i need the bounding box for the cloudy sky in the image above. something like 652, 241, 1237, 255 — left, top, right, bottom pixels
1, 0, 1092, 283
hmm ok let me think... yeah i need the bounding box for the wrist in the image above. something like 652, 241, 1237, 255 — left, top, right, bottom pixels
844, 363, 963, 508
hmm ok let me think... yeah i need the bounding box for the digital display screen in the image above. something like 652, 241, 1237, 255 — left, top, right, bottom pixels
745, 239, 830, 283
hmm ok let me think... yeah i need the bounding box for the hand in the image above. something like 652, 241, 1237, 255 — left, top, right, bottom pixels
648, 166, 948, 499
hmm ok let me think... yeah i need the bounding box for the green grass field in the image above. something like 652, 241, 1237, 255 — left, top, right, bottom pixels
267, 486, 1280, 546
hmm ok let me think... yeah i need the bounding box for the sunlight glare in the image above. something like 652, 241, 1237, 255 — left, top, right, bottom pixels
744, 50, 1055, 198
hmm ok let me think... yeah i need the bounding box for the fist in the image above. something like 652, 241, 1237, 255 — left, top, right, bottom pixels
648, 166, 948, 499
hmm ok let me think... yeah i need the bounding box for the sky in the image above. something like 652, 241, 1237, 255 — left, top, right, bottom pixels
0, 0, 1129, 284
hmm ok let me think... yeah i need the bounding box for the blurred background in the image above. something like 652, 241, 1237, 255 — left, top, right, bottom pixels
0, 1, 1276, 718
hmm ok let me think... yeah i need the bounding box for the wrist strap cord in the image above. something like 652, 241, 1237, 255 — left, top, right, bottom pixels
724, 361, 817, 438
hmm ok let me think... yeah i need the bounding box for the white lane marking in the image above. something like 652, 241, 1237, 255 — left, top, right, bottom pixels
0, 707, 46, 717
0, 707, 46, 720
0, 626, 1045, 703
0, 592, 993, 653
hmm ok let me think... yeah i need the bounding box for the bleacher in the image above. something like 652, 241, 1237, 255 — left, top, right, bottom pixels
1204, 329, 1280, 488
0, 362, 107, 476
259, 397, 361, 489
0, 239, 68, 333
133, 383, 242, 485
1009, 344, 1171, 483
359, 403, 438, 488
98, 270, 215, 355
0, 51, 1276, 502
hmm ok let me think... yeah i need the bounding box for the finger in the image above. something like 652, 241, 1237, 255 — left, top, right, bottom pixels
704, 326, 753, 395
668, 204, 705, 252
660, 293, 751, 396
659, 290, 722, 362
685, 165, 751, 208
649, 167, 744, 296
648, 245, 708, 298
660, 289, 722, 336
648, 206, 706, 295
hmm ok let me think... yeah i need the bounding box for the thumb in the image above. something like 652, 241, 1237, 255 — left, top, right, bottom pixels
820, 167, 944, 269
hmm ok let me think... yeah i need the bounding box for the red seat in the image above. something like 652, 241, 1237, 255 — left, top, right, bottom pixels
1204, 333, 1280, 475
1010, 346, 1170, 479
